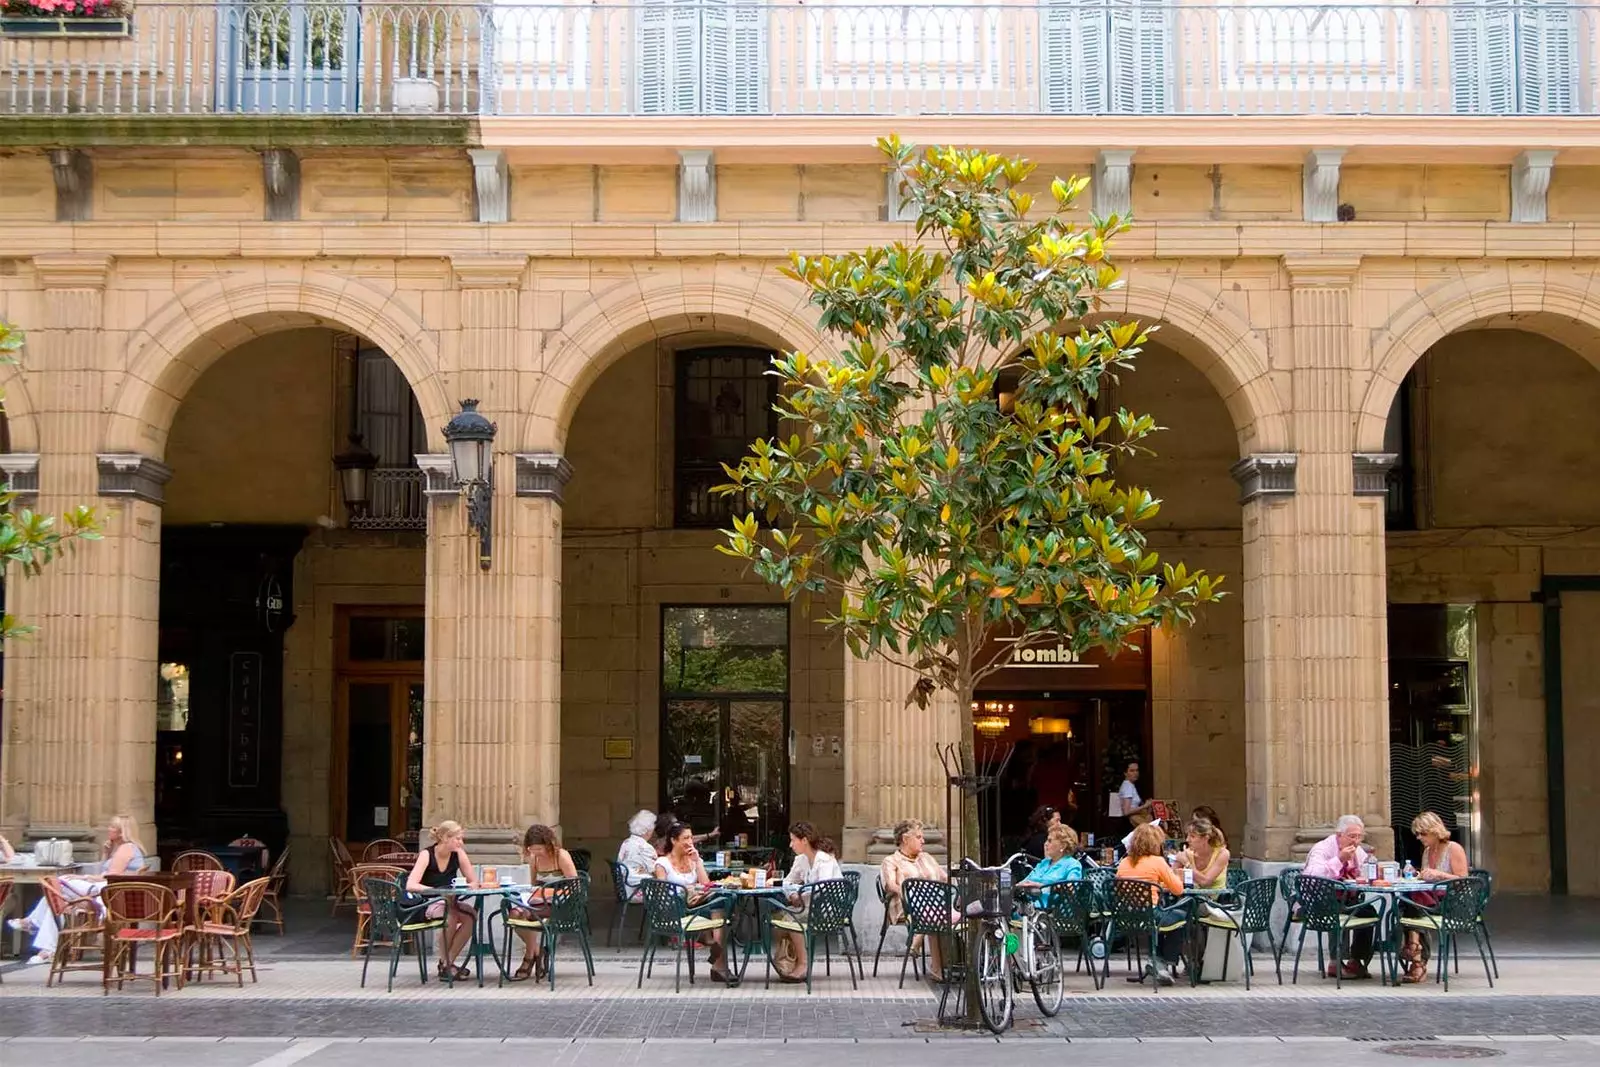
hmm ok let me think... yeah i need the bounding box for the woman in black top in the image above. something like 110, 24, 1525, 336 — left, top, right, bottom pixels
406, 819, 479, 981
1022, 805, 1060, 861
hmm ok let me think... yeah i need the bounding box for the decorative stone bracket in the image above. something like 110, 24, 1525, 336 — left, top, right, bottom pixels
1512, 150, 1558, 224
885, 165, 915, 222
678, 149, 716, 223
49, 148, 92, 222
415, 453, 457, 499
1230, 453, 1298, 504
469, 148, 510, 224
0, 453, 40, 506
1092, 150, 1134, 219
515, 453, 573, 505
261, 148, 300, 222
1352, 452, 1399, 496
1302, 148, 1346, 223
96, 453, 172, 506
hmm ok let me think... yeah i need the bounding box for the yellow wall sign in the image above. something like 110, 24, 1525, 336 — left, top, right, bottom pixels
603, 738, 634, 761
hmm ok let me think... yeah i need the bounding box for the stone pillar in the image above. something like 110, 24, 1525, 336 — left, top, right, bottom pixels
420, 255, 563, 863
0, 254, 164, 847
841, 655, 960, 861
1241, 256, 1391, 861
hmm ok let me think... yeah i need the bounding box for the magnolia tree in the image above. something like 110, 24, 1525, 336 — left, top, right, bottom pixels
715, 138, 1223, 841
0, 319, 101, 639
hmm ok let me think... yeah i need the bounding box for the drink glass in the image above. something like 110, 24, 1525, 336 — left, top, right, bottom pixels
1182, 867, 1194, 888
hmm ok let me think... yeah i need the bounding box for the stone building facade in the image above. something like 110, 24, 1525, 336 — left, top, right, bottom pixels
2, 3, 1600, 896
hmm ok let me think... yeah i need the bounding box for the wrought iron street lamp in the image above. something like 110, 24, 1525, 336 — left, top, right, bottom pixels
442, 399, 497, 571
332, 432, 378, 520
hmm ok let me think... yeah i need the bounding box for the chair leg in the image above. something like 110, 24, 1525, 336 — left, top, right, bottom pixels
898, 930, 914, 989
874, 914, 890, 977
636, 936, 651, 989
1291, 926, 1308, 984
1480, 921, 1499, 978
359, 932, 375, 988
1471, 927, 1493, 988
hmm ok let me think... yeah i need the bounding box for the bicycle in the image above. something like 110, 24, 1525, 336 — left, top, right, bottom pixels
956, 854, 1065, 1031
1010, 881, 1065, 1016
955, 857, 1014, 1033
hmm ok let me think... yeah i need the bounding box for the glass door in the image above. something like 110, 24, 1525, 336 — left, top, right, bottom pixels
339, 676, 424, 843
224, 0, 360, 113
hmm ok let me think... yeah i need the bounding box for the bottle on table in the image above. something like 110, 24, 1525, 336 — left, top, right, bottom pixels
1402, 859, 1416, 881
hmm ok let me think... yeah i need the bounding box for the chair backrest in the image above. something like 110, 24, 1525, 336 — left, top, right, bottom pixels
102, 881, 181, 929
190, 868, 236, 902
1107, 877, 1161, 930
361, 838, 405, 863
330, 837, 354, 873
609, 860, 635, 903
569, 848, 592, 874
637, 878, 691, 937
874, 872, 888, 906
1468, 867, 1494, 912
361, 875, 407, 940
799, 878, 855, 935
350, 863, 406, 908
901, 877, 956, 936
172, 850, 224, 873
1232, 876, 1278, 934
269, 844, 291, 880
1010, 853, 1040, 885
539, 876, 589, 933
0, 877, 11, 913
1278, 864, 1303, 903
1225, 864, 1249, 890
1293, 875, 1347, 931
1047, 879, 1095, 938
840, 869, 861, 903
216, 878, 273, 931
1439, 876, 1485, 933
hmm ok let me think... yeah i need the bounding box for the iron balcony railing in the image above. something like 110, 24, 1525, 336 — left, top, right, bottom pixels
351, 467, 427, 530
2, 2, 1596, 117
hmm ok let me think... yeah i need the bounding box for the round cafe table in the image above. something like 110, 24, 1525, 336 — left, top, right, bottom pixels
708, 884, 788, 985
413, 883, 529, 987
1337, 879, 1446, 985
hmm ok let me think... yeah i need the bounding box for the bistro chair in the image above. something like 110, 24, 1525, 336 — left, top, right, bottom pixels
190, 869, 236, 911
898, 877, 955, 989
569, 848, 592, 874
362, 839, 406, 863
1198, 876, 1278, 989
607, 860, 646, 948
1399, 876, 1493, 991
765, 878, 859, 993
1274, 864, 1304, 977
360, 875, 445, 993
871, 874, 909, 977
1467, 867, 1500, 978
102, 881, 186, 995
1290, 874, 1386, 989
1225, 862, 1249, 891
349, 863, 407, 957
377, 852, 419, 867
1104, 877, 1191, 992
636, 878, 727, 994
189, 877, 271, 986
329, 837, 357, 913
171, 850, 224, 874
836, 869, 865, 975
41, 876, 104, 988
1047, 879, 1107, 990
497, 875, 595, 990
259, 845, 291, 935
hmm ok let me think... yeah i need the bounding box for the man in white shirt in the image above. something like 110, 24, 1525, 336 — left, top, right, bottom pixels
1118, 760, 1154, 826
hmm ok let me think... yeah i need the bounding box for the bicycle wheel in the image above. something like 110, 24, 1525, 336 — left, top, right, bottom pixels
1029, 915, 1064, 1017
976, 923, 1014, 1034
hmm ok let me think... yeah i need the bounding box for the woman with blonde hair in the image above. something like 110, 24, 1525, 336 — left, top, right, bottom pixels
405, 820, 479, 981
1399, 811, 1469, 983
1173, 817, 1230, 891
8, 814, 149, 964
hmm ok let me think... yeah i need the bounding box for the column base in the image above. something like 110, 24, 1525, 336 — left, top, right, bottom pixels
464, 828, 524, 868
844, 825, 948, 864
1245, 823, 1396, 863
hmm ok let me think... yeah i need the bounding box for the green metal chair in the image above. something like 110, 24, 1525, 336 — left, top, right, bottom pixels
1467, 867, 1499, 978
764, 878, 859, 993
636, 878, 728, 993
607, 860, 647, 948
1046, 879, 1106, 990
360, 875, 445, 993
1274, 864, 1304, 978
1105, 877, 1191, 992
1198, 875, 1278, 989
498, 875, 595, 990
897, 876, 953, 988
1289, 875, 1386, 989
1399, 876, 1493, 991
871, 873, 910, 977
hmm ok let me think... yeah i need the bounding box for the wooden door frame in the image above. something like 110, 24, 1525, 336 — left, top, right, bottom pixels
331, 605, 424, 848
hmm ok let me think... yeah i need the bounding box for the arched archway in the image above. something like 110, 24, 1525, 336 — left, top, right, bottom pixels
0, 363, 39, 453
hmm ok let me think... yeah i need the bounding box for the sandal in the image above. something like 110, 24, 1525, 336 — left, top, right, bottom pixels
1403, 960, 1428, 984
509, 959, 535, 983
438, 960, 456, 982
533, 955, 548, 982
454, 963, 472, 981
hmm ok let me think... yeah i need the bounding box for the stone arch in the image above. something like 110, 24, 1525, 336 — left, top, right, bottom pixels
107, 269, 451, 456
0, 362, 40, 452
524, 264, 825, 452
1357, 267, 1600, 453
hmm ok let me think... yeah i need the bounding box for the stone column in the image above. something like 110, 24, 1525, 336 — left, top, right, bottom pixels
841, 656, 961, 861
1240, 256, 1391, 861
419, 255, 565, 862
0, 254, 165, 847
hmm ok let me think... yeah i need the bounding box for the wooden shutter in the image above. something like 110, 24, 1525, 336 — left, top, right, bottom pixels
1449, 0, 1515, 114
1040, 0, 1108, 114
638, 0, 701, 113
1516, 0, 1578, 114
1108, 0, 1172, 114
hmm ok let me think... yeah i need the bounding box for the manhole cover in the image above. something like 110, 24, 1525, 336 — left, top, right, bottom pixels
1378, 1045, 1505, 1060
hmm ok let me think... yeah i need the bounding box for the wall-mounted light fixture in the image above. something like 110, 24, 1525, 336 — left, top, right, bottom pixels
442, 399, 497, 571
332, 433, 378, 521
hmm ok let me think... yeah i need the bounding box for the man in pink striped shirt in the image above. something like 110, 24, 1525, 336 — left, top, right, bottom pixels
1303, 815, 1377, 979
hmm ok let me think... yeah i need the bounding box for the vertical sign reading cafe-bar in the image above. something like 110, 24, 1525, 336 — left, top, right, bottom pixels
228, 651, 263, 789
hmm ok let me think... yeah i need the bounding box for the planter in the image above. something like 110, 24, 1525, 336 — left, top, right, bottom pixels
0, 15, 131, 37
391, 76, 439, 114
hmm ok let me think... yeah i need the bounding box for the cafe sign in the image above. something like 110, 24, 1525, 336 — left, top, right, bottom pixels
1001, 639, 1088, 668
981, 629, 1150, 691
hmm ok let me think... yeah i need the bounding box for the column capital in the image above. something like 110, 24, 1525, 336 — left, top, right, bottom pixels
0, 453, 40, 506
1230, 452, 1298, 504
33, 252, 113, 291
1282, 254, 1362, 288
1352, 452, 1399, 496
450, 255, 529, 290
514, 452, 573, 505
96, 452, 171, 505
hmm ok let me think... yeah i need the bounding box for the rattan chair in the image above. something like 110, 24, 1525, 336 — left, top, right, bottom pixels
40, 876, 104, 987
259, 845, 290, 934
102, 881, 186, 995
361, 838, 406, 863
171, 850, 224, 874
329, 837, 357, 913
190, 877, 271, 985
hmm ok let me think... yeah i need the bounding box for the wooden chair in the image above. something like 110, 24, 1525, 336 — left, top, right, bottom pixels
259, 845, 290, 934
172, 850, 224, 874
350, 863, 406, 956
329, 838, 356, 914
361, 838, 406, 863
190, 877, 271, 986
41, 876, 105, 988
102, 881, 186, 995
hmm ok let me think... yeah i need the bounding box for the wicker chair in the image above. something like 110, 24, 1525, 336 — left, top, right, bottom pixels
349, 863, 407, 956
329, 838, 357, 914
41, 876, 105, 987
258, 845, 290, 934
190, 877, 271, 986
362, 839, 406, 863
172, 850, 225, 874
190, 869, 236, 908
103, 881, 186, 995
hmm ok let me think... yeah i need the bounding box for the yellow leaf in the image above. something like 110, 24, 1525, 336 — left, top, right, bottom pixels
940, 502, 952, 523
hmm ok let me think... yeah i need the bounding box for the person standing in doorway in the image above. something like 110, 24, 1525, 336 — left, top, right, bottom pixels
1119, 760, 1154, 828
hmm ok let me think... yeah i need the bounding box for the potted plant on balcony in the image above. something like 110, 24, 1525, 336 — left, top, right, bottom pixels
385, 5, 450, 113
0, 0, 132, 37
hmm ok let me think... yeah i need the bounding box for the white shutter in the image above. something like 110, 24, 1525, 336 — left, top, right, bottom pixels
1517, 0, 1578, 114
702, 0, 733, 113
1449, 0, 1515, 114
638, 0, 701, 114
701, 0, 767, 115
1040, 0, 1108, 114
1108, 0, 1172, 114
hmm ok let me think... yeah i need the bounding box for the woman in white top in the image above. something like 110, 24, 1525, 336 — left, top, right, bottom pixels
773, 821, 843, 981
9, 814, 149, 964
616, 809, 658, 897
653, 821, 730, 982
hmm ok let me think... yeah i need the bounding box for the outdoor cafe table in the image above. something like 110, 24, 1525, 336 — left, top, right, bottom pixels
1336, 879, 1448, 985
413, 883, 529, 987
707, 883, 788, 984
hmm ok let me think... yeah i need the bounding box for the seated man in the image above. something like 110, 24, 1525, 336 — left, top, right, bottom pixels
1015, 823, 1082, 907
1303, 814, 1378, 980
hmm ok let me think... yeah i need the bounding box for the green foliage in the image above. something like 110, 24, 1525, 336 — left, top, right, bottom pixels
0, 319, 103, 641
716, 136, 1223, 710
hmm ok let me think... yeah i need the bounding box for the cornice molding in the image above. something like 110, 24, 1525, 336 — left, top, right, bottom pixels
32, 252, 113, 290
1281, 254, 1363, 288
96, 452, 172, 505
449, 254, 529, 289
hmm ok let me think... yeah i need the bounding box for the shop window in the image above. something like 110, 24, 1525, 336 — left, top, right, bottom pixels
347, 616, 425, 662
674, 347, 778, 528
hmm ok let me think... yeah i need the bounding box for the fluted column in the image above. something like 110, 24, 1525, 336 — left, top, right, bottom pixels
421, 255, 560, 861
1, 254, 163, 845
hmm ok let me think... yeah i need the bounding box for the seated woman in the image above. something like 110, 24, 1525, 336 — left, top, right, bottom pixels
1017, 823, 1083, 907
653, 821, 730, 983
616, 809, 658, 897
1173, 817, 1230, 891
879, 818, 947, 980
1115, 821, 1187, 986
0, 833, 13, 862
405, 820, 479, 982
771, 821, 844, 983
1399, 810, 1469, 984
506, 823, 579, 982
8, 815, 149, 964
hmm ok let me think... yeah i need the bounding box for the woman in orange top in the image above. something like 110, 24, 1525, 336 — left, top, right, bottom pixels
1115, 822, 1187, 986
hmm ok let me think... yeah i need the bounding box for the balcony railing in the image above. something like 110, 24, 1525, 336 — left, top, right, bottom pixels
2, 2, 1596, 117
351, 467, 426, 531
